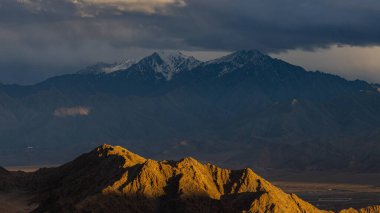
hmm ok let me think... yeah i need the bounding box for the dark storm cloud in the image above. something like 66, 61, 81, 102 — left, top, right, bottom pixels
176, 0, 380, 51
0, 0, 380, 84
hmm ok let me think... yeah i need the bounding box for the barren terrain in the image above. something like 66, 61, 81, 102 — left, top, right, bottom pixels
1, 164, 380, 212
263, 170, 380, 211
0, 191, 37, 213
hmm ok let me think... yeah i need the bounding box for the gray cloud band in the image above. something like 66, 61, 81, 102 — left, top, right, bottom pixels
0, 0, 380, 83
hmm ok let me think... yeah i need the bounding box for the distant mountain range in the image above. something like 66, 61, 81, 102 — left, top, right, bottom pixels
1, 144, 379, 212
1, 50, 380, 171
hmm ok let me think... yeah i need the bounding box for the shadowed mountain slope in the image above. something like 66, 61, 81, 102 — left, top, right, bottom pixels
1, 51, 380, 171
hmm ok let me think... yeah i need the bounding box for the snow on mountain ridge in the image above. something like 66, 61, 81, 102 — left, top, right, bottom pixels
78, 51, 201, 80
205, 50, 273, 76
78, 59, 137, 74
208, 50, 266, 64
146, 51, 201, 80
79, 50, 272, 79
102, 59, 136, 73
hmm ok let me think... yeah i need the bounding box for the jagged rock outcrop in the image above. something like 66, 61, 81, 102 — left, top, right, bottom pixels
1, 145, 379, 213
28, 145, 325, 212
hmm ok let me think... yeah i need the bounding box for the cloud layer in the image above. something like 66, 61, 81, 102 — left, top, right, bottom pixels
76, 0, 186, 16
14, 0, 186, 16
1, 0, 380, 83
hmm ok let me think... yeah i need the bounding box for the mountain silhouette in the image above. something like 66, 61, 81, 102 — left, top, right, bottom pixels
1, 50, 380, 171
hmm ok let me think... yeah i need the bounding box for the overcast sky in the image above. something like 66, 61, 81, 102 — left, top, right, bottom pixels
1, 0, 380, 84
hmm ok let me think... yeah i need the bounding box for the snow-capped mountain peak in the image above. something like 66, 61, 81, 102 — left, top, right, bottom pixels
208, 50, 266, 65
78, 59, 137, 75
78, 51, 201, 80
141, 51, 201, 80
102, 59, 136, 73
204, 50, 271, 76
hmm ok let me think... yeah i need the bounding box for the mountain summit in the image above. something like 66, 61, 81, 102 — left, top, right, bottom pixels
78, 59, 137, 74
30, 144, 323, 212
132, 51, 201, 80
79, 51, 201, 80
0, 50, 380, 172
208, 50, 267, 64
1, 144, 379, 213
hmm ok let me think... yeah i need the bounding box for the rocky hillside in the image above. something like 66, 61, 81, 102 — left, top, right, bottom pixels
0, 145, 373, 213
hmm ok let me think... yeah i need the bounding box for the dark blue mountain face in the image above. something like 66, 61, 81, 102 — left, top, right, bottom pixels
0, 50, 380, 171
